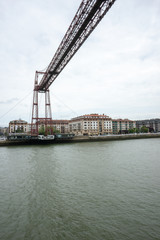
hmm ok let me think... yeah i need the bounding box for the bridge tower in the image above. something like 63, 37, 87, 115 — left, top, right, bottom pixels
31, 71, 52, 135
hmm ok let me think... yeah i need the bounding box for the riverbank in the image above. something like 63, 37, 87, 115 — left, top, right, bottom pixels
73, 133, 160, 142
0, 133, 160, 146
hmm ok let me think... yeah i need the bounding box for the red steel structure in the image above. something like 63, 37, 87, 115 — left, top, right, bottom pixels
31, 0, 116, 135
31, 71, 52, 135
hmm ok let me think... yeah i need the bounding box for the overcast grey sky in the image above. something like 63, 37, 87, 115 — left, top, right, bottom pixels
0, 0, 160, 126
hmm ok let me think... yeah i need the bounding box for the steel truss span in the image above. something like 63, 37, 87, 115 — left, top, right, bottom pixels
31, 0, 116, 135
38, 0, 116, 92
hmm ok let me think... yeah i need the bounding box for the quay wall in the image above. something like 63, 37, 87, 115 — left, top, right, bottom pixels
71, 133, 160, 143
0, 133, 160, 146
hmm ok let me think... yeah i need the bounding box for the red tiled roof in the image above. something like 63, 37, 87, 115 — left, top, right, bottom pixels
71, 113, 112, 121
83, 113, 109, 118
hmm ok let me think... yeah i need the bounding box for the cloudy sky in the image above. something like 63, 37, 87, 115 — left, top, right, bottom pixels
0, 0, 160, 126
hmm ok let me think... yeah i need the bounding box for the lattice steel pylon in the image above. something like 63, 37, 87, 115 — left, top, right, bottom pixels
31, 0, 116, 135
31, 71, 52, 135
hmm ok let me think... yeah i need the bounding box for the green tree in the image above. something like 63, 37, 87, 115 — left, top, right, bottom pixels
39, 126, 45, 135
45, 126, 54, 135
128, 128, 134, 133
45, 126, 60, 135
141, 126, 148, 133
53, 127, 60, 134
39, 126, 61, 135
128, 128, 139, 133
16, 127, 23, 133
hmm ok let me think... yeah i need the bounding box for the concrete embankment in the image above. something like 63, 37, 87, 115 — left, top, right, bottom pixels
0, 133, 160, 146
70, 133, 160, 143
0, 139, 33, 146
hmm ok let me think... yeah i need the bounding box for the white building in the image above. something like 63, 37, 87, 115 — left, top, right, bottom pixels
9, 119, 30, 133
69, 113, 112, 136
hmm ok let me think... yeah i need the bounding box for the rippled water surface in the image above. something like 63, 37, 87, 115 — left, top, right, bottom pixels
0, 139, 160, 240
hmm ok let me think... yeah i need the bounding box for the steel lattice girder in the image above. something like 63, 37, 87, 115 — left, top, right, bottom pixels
38, 0, 116, 91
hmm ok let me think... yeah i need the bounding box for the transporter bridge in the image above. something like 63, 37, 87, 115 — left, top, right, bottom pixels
31, 0, 116, 135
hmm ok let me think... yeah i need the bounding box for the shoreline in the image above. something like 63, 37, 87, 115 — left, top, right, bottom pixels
68, 133, 160, 143
0, 133, 160, 146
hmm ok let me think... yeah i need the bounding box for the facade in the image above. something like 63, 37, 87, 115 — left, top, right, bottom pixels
69, 113, 112, 136
112, 119, 136, 134
0, 127, 8, 136
10, 115, 160, 136
52, 120, 69, 133
37, 119, 69, 134
136, 119, 160, 132
9, 119, 29, 134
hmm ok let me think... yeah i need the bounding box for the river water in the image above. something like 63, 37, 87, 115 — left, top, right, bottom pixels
0, 138, 160, 240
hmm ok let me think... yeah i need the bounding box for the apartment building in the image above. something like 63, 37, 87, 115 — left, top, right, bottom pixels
37, 119, 69, 134
69, 113, 112, 136
9, 119, 29, 133
112, 119, 136, 134
0, 127, 8, 136
136, 119, 160, 132
52, 120, 69, 133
